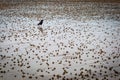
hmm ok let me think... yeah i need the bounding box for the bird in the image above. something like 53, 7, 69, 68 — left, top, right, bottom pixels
37, 20, 44, 33
38, 20, 43, 25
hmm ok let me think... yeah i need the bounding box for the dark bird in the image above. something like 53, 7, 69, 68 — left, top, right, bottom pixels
38, 20, 43, 25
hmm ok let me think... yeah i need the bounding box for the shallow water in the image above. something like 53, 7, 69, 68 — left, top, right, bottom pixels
0, 2, 120, 80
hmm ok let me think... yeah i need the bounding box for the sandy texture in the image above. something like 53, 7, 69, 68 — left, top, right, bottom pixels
0, 2, 120, 80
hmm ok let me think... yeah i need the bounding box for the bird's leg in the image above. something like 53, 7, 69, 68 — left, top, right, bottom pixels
37, 26, 43, 33
37, 26, 47, 36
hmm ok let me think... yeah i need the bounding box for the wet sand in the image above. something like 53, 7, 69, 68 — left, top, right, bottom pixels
0, 2, 120, 80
